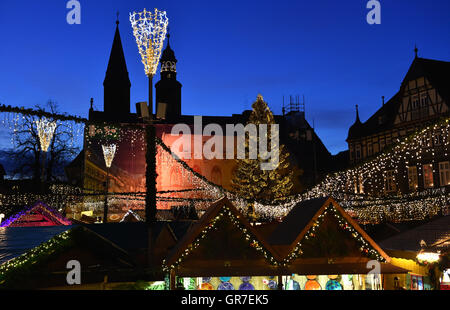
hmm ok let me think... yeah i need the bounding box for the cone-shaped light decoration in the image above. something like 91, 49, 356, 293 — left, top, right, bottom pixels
130, 8, 169, 116
35, 118, 57, 152
102, 144, 117, 168
129, 8, 169, 76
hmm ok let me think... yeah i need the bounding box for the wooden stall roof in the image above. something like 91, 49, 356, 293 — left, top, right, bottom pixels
267, 196, 391, 262
379, 215, 450, 254
0, 201, 72, 227
164, 197, 282, 267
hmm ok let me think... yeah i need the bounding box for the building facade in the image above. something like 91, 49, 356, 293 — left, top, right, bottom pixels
346, 53, 450, 195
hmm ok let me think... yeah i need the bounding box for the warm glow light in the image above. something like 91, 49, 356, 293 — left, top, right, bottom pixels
102, 144, 117, 168
417, 251, 440, 263
129, 8, 169, 76
35, 118, 57, 152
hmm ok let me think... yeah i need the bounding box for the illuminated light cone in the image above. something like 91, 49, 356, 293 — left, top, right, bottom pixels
102, 144, 117, 223
130, 8, 169, 118
35, 118, 57, 184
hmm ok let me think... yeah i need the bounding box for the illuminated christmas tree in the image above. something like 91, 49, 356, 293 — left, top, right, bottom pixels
231, 95, 295, 205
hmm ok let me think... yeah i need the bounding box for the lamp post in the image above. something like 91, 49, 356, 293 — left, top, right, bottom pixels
102, 144, 116, 223
130, 8, 169, 117
130, 8, 167, 267
35, 118, 56, 189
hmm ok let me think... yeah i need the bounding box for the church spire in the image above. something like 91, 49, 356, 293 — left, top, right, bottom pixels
103, 17, 131, 119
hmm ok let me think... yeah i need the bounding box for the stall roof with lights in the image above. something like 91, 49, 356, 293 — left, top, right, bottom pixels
379, 215, 450, 255
267, 196, 390, 263
163, 197, 282, 276
0, 201, 72, 227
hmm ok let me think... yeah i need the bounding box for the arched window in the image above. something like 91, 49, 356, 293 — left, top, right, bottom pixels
170, 167, 181, 187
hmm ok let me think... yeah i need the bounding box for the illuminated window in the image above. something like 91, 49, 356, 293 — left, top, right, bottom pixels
423, 164, 434, 188
439, 161, 450, 186
170, 167, 181, 187
410, 275, 424, 290
385, 170, 396, 193
408, 166, 418, 190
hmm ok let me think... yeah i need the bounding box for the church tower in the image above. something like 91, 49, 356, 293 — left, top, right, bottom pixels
155, 33, 182, 120
103, 19, 131, 121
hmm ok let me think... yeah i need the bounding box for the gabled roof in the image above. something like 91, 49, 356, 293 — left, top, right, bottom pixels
0, 201, 72, 227
164, 197, 281, 269
120, 209, 143, 223
379, 215, 450, 254
401, 57, 450, 103
347, 56, 450, 141
0, 225, 136, 289
267, 197, 390, 262
0, 225, 73, 264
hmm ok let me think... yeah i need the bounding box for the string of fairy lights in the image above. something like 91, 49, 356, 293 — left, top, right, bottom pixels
0, 229, 72, 280
283, 204, 386, 265
1, 106, 450, 224
162, 203, 278, 272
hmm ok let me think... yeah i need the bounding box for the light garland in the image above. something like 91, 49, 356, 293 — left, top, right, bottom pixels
0, 229, 72, 283
283, 204, 386, 265
162, 204, 278, 272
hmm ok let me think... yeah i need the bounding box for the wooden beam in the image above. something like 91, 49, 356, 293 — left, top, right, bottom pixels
170, 269, 176, 290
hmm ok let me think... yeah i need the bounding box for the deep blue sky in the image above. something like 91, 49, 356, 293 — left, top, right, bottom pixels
0, 0, 449, 155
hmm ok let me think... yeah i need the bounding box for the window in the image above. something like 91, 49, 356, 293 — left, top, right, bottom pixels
439, 161, 450, 186
408, 166, 418, 190
385, 170, 396, 193
434, 132, 443, 146
412, 96, 420, 110
423, 164, 434, 188
367, 142, 373, 157
421, 132, 433, 148
373, 143, 379, 154
355, 145, 361, 160
410, 275, 424, 290
386, 136, 392, 146
380, 138, 385, 151
353, 175, 364, 194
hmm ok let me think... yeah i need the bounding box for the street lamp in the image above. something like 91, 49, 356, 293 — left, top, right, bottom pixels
417, 240, 440, 263
102, 144, 116, 223
35, 118, 57, 185
130, 8, 169, 118
417, 250, 440, 263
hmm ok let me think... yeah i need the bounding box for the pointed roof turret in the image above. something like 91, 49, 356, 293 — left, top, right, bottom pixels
160, 32, 177, 65
104, 21, 130, 86
347, 104, 363, 140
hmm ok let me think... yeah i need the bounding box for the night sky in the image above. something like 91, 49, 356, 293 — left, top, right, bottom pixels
0, 0, 449, 155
